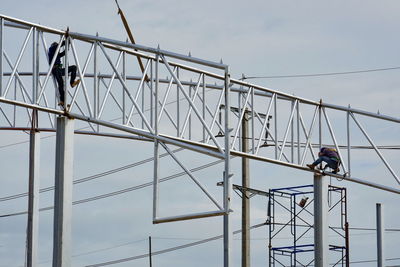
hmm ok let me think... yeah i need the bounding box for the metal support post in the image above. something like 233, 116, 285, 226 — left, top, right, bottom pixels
176, 67, 180, 136
346, 108, 351, 176
291, 101, 294, 163
152, 54, 160, 222
27, 111, 40, 267
32, 27, 38, 103
0, 17, 3, 96
122, 48, 126, 126
63, 37, 69, 105
274, 94, 277, 159
314, 173, 329, 267
319, 101, 322, 150
94, 35, 99, 126
223, 67, 232, 267
376, 203, 385, 267
53, 116, 75, 267
202, 74, 206, 141
242, 110, 250, 267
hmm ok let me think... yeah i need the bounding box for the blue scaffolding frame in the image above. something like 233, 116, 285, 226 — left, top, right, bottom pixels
268, 184, 349, 267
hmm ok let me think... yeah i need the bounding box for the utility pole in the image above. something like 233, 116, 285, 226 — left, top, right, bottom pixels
149, 236, 153, 267
242, 110, 250, 267
376, 203, 385, 267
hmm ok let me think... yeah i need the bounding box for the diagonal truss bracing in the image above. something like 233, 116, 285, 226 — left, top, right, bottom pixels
0, 14, 400, 213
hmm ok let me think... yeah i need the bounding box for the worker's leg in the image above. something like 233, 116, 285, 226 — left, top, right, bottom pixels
321, 157, 338, 169
308, 156, 336, 170
52, 68, 65, 103
68, 65, 77, 87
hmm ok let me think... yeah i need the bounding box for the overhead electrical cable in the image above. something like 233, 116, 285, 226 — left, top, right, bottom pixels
0, 147, 184, 202
241, 66, 400, 80
85, 222, 267, 267
84, 220, 400, 267
0, 158, 225, 218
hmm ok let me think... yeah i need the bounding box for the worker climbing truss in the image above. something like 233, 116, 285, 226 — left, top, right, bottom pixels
0, 14, 399, 267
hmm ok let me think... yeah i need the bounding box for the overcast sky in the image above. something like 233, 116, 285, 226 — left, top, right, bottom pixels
0, 1, 400, 266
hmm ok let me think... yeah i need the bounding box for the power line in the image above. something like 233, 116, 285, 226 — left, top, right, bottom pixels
0, 158, 225, 218
2, 164, 400, 235
241, 66, 400, 80
348, 257, 400, 265
0, 147, 184, 202
306, 257, 400, 266
85, 223, 267, 266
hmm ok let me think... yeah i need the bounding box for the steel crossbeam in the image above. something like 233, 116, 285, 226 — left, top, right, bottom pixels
0, 13, 399, 192
0, 13, 400, 267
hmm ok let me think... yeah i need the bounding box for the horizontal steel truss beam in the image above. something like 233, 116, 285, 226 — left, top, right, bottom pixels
1, 14, 399, 198
0, 97, 399, 195
1, 14, 399, 124
0, 127, 397, 151
0, 98, 400, 198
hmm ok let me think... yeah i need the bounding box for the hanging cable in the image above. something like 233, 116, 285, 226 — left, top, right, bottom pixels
85, 222, 267, 267
0, 158, 225, 218
240, 66, 400, 80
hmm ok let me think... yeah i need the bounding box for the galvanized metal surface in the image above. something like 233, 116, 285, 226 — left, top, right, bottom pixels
0, 14, 399, 267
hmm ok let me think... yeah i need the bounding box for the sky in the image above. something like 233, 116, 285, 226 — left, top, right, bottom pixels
0, 0, 400, 266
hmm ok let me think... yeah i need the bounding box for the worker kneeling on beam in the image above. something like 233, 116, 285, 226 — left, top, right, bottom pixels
307, 147, 340, 174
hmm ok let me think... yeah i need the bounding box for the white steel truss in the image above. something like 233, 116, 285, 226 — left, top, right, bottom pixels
1, 13, 400, 267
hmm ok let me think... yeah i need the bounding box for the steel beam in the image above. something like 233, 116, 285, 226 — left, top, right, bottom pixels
52, 116, 75, 267
152, 54, 159, 222
313, 172, 329, 267
27, 124, 40, 267
0, 17, 3, 96
223, 68, 232, 267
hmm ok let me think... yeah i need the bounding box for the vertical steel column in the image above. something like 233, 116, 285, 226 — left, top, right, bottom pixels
13, 81, 16, 127
189, 83, 192, 139
291, 101, 294, 163
63, 37, 69, 105
251, 88, 255, 154
94, 37, 98, 121
150, 51, 154, 128
314, 172, 329, 267
122, 49, 126, 125
346, 108, 351, 176
223, 67, 232, 267
242, 110, 250, 267
32, 27, 38, 103
344, 189, 350, 267
319, 101, 322, 154
274, 94, 278, 159
0, 18, 3, 96
27, 111, 40, 267
297, 102, 300, 164
376, 203, 385, 267
176, 68, 180, 137
53, 116, 75, 267
202, 74, 206, 141
152, 54, 160, 222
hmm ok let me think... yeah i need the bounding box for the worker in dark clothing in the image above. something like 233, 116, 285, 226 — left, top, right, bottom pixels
48, 41, 80, 106
307, 147, 340, 173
